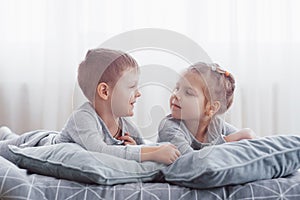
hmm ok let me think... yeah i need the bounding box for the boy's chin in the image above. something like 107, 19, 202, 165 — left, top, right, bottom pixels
126, 110, 134, 117
127, 112, 134, 117
115, 111, 134, 118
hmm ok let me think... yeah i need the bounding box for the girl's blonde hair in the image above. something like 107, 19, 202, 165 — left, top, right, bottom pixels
188, 62, 235, 115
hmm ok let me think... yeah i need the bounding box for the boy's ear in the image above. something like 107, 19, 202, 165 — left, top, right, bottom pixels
206, 101, 221, 117
96, 82, 110, 100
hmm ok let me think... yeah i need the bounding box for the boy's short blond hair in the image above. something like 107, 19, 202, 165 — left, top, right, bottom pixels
78, 48, 138, 104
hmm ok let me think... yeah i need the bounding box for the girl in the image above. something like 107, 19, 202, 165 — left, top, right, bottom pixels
157, 62, 256, 155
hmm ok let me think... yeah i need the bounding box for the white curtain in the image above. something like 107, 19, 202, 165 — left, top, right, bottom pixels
1, 0, 300, 141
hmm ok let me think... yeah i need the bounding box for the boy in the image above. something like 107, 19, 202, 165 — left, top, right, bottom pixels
41, 48, 180, 164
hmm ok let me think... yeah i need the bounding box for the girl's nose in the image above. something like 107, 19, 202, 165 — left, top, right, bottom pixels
172, 91, 181, 100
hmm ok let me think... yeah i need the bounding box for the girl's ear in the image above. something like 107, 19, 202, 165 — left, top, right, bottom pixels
96, 82, 110, 100
206, 101, 221, 117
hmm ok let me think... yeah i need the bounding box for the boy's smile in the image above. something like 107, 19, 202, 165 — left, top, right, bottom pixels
111, 68, 141, 117
130, 101, 136, 106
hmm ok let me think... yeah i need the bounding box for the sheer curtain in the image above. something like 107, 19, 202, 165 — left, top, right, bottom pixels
1, 0, 300, 140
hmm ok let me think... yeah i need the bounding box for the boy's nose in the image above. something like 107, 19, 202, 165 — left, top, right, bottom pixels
135, 90, 141, 98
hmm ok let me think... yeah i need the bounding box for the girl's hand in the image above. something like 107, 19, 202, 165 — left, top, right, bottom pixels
224, 128, 257, 142
118, 133, 137, 145
241, 128, 257, 139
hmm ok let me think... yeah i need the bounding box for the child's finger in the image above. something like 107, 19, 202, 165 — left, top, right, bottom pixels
171, 154, 179, 163
175, 149, 181, 157
119, 135, 131, 141
119, 135, 136, 145
161, 143, 176, 148
168, 144, 177, 149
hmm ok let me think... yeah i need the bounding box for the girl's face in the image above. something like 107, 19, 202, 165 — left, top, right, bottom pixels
111, 68, 141, 117
170, 71, 207, 121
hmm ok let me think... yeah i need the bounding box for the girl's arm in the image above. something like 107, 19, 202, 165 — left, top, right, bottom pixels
224, 128, 256, 142
157, 117, 194, 155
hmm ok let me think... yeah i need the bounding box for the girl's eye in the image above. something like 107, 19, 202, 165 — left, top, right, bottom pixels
173, 85, 179, 92
186, 89, 195, 96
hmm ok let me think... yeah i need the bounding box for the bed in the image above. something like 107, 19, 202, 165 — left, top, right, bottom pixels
2, 131, 300, 200
1, 155, 300, 200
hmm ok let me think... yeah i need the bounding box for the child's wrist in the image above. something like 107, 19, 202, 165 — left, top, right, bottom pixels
141, 147, 155, 161
223, 135, 229, 142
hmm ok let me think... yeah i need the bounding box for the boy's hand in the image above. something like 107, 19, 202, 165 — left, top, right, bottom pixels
153, 144, 181, 165
118, 133, 137, 145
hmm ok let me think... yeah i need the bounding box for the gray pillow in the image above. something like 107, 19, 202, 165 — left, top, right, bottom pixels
162, 135, 300, 189
8, 143, 165, 185
8, 135, 300, 188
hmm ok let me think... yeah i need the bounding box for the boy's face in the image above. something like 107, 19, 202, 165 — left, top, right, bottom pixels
170, 72, 206, 121
110, 67, 141, 117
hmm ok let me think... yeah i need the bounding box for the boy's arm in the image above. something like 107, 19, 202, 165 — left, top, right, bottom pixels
122, 118, 145, 145
61, 111, 143, 162
62, 111, 180, 164
140, 144, 181, 165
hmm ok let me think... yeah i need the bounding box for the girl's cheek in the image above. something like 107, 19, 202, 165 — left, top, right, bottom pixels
190, 100, 201, 112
